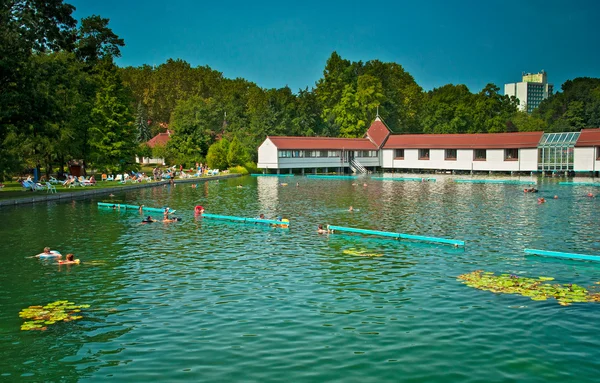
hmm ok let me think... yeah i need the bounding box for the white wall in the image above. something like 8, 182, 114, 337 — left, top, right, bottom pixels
382, 148, 539, 172
574, 147, 599, 172
257, 138, 279, 170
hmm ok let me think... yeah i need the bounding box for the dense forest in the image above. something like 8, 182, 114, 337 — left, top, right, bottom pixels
2, 1, 600, 180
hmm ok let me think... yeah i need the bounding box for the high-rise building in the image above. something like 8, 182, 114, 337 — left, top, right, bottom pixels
504, 71, 553, 113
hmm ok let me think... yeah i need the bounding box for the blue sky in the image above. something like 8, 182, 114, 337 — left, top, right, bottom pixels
70, 0, 600, 94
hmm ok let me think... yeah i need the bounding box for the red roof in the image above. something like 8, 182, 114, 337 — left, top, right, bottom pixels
384, 131, 544, 149
267, 136, 377, 150
147, 131, 171, 148
575, 128, 600, 147
366, 117, 390, 148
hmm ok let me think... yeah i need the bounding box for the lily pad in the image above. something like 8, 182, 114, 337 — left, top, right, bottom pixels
457, 270, 600, 306
19, 300, 89, 331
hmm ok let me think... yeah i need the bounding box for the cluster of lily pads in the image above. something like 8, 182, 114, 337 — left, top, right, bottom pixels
458, 270, 600, 306
19, 300, 89, 331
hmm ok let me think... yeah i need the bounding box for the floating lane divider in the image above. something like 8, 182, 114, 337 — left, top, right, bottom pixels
371, 177, 436, 182
97, 202, 176, 214
524, 249, 600, 262
559, 182, 600, 187
201, 213, 289, 227
306, 175, 359, 179
327, 225, 464, 247
454, 179, 536, 185
251, 174, 295, 177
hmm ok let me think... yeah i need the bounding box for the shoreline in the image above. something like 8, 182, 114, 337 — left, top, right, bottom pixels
0, 173, 243, 208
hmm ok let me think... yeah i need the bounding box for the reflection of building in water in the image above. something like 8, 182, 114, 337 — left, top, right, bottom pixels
257, 177, 280, 213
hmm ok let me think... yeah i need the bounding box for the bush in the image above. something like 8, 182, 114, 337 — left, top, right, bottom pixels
243, 161, 258, 174
228, 165, 249, 175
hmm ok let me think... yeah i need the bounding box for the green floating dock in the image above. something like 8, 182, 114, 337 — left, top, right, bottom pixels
202, 213, 289, 227
524, 248, 600, 262
559, 182, 600, 187
97, 202, 175, 214
454, 179, 535, 185
371, 177, 436, 182
306, 175, 359, 179
251, 174, 295, 177
327, 225, 464, 247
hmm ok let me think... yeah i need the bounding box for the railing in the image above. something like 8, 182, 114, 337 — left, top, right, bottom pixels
350, 158, 367, 174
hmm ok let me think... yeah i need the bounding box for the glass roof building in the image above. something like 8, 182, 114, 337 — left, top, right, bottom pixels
537, 132, 581, 172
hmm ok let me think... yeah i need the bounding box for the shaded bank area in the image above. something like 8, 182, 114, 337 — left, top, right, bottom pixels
0, 174, 242, 207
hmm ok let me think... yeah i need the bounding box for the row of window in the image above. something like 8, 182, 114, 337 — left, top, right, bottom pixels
278, 150, 378, 158
394, 149, 520, 161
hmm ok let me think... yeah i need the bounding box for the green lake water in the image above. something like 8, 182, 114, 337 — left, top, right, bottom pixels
1, 174, 599, 382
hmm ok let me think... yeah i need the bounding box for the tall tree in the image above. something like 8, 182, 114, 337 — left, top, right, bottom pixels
88, 59, 136, 172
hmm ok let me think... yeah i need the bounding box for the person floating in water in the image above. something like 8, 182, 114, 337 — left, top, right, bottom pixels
163, 216, 182, 223
524, 187, 538, 193
348, 206, 354, 212
141, 216, 156, 224
37, 247, 61, 258
58, 253, 80, 264
317, 224, 330, 234
194, 205, 204, 215
138, 205, 144, 213
537, 197, 546, 204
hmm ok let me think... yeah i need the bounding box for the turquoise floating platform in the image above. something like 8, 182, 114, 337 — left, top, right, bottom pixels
524, 248, 600, 262
306, 175, 358, 179
97, 202, 175, 214
327, 225, 464, 247
202, 213, 289, 227
559, 182, 600, 186
251, 174, 295, 177
454, 179, 535, 185
371, 177, 436, 182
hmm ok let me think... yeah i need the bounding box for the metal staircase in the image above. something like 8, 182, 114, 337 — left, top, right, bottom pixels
350, 158, 367, 174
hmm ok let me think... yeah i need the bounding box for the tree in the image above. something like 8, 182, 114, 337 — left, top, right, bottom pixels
135, 101, 151, 143
206, 138, 229, 170
75, 15, 125, 64
227, 136, 249, 167
88, 59, 136, 172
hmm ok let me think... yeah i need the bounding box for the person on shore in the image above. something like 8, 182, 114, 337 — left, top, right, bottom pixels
58, 253, 80, 264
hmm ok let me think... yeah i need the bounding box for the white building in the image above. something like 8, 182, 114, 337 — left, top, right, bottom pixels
504, 71, 553, 114
381, 131, 543, 173
257, 118, 600, 176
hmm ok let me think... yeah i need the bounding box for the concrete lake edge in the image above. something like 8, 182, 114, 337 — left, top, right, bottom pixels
0, 173, 243, 208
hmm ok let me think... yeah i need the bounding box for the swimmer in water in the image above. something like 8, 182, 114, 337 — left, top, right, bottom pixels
58, 253, 80, 264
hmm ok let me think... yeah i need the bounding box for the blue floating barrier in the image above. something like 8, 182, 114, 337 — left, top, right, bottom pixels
327, 225, 464, 247
371, 177, 436, 182
524, 249, 600, 262
306, 175, 359, 179
559, 182, 600, 187
98, 202, 175, 214
454, 179, 535, 185
202, 213, 289, 227
251, 174, 295, 177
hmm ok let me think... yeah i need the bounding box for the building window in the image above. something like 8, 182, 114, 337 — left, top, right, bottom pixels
419, 149, 430, 160
320, 150, 328, 157
474, 149, 486, 161
278, 150, 291, 158
370, 150, 378, 158
304, 150, 315, 157
395, 149, 404, 159
328, 150, 340, 157
292, 150, 303, 158
597, 147, 600, 160
505, 149, 519, 161
445, 149, 457, 160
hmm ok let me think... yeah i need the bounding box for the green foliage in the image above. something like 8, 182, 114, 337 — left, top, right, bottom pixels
136, 101, 151, 143
243, 161, 259, 174
88, 59, 137, 173
228, 165, 249, 175
227, 136, 249, 167
458, 270, 600, 306
206, 138, 229, 170
19, 300, 89, 331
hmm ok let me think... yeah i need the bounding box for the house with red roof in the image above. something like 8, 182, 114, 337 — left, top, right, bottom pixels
258, 116, 600, 175
136, 130, 171, 165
